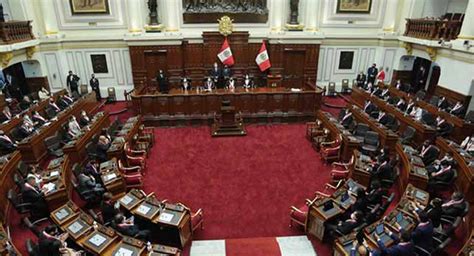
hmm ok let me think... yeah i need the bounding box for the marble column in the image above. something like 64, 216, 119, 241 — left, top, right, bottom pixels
39, 0, 59, 34
127, 0, 144, 32
163, 0, 180, 32
458, 0, 474, 38
304, 0, 320, 31
270, 0, 287, 32
382, 0, 399, 33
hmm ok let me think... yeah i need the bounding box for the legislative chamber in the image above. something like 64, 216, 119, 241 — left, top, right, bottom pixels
0, 0, 473, 255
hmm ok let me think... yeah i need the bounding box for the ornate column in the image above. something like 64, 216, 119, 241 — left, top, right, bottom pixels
458, 0, 474, 39
38, 0, 59, 35
163, 0, 180, 32
127, 0, 144, 33
270, 0, 286, 32
382, 0, 399, 33
304, 0, 320, 32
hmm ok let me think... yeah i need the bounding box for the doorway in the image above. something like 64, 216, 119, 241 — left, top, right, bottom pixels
284, 50, 305, 88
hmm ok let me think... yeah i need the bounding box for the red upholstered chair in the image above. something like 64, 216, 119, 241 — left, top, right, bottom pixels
138, 125, 154, 147
123, 173, 143, 189
289, 198, 317, 229
124, 142, 147, 170
314, 180, 345, 198
320, 135, 342, 163
330, 155, 355, 184
312, 128, 330, 151
118, 159, 142, 174
178, 203, 204, 233
306, 119, 322, 141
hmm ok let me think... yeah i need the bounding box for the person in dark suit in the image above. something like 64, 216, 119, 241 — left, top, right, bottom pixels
437, 96, 449, 111
38, 225, 64, 256
78, 110, 90, 127
393, 80, 405, 92
66, 70, 80, 95
19, 95, 32, 111
395, 98, 407, 111
18, 119, 34, 139
450, 101, 465, 117
77, 170, 105, 198
157, 70, 168, 94
222, 65, 232, 88
366, 180, 384, 205
367, 64, 378, 85
414, 66, 426, 92
48, 97, 61, 114
32, 110, 48, 127
242, 74, 254, 89
419, 140, 438, 166
0, 130, 17, 153
327, 211, 363, 237
181, 77, 192, 91
0, 106, 12, 123
442, 192, 466, 217
209, 62, 222, 88
428, 162, 454, 186
375, 148, 390, 164
363, 100, 377, 115
371, 160, 391, 181
351, 188, 368, 213
435, 117, 452, 137
412, 211, 434, 252
22, 176, 49, 218
377, 111, 390, 125
426, 198, 443, 231
56, 97, 70, 110
89, 73, 101, 101
96, 135, 110, 162
339, 109, 353, 129
101, 192, 121, 224
114, 213, 151, 240
356, 72, 366, 87
405, 99, 415, 115
375, 230, 414, 256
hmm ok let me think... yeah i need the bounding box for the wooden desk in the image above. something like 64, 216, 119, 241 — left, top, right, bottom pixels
351, 150, 372, 187
307, 197, 343, 241
104, 237, 146, 256
81, 228, 118, 255
384, 209, 416, 232
334, 232, 376, 256
457, 228, 474, 256
331, 187, 356, 211
63, 111, 110, 164
119, 189, 146, 211
107, 116, 142, 160
403, 183, 430, 207
64, 213, 95, 240
132, 86, 322, 125
132, 195, 162, 221
153, 205, 192, 248
364, 220, 396, 249
0, 221, 21, 255
18, 93, 100, 163
348, 104, 399, 150
435, 137, 474, 203
316, 110, 361, 161
0, 151, 21, 220
51, 201, 80, 226
396, 143, 429, 192
351, 86, 435, 145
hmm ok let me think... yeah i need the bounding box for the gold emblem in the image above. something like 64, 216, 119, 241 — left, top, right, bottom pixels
218, 16, 233, 37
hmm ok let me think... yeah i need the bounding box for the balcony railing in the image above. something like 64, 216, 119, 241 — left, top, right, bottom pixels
404, 18, 462, 41
0, 20, 34, 44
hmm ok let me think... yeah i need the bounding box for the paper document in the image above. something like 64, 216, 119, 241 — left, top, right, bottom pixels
54, 208, 69, 220
105, 173, 117, 181
159, 212, 174, 222
50, 171, 60, 177
43, 183, 56, 192
68, 221, 83, 234
89, 234, 107, 247
114, 247, 134, 256
136, 205, 151, 215
120, 195, 133, 205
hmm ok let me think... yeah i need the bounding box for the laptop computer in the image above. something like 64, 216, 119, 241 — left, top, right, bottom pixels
341, 191, 350, 202
375, 223, 384, 235
323, 201, 334, 211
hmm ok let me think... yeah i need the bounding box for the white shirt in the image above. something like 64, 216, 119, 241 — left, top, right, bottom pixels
68, 119, 81, 137
38, 90, 49, 100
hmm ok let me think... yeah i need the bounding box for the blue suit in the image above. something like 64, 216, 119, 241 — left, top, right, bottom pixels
374, 233, 415, 256
412, 221, 434, 252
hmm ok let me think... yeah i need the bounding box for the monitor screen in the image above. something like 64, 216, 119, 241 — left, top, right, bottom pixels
375, 223, 384, 235
323, 201, 334, 211
341, 191, 349, 202
396, 212, 403, 223
415, 191, 426, 200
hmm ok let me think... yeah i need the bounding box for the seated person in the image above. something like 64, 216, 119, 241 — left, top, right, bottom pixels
19, 95, 32, 110
364, 82, 374, 93
32, 110, 48, 127
26, 164, 43, 186
435, 116, 452, 137
441, 192, 466, 217
418, 140, 438, 166
363, 100, 377, 115
242, 74, 254, 89
113, 213, 151, 241
410, 106, 423, 121
351, 188, 368, 213
356, 72, 366, 87
85, 159, 101, 182
326, 211, 363, 237
395, 98, 407, 111
405, 99, 415, 115
38, 87, 50, 100
39, 225, 81, 256
101, 192, 121, 224
226, 77, 236, 90
374, 230, 414, 256
203, 77, 215, 92
374, 147, 390, 164
67, 115, 82, 138
350, 231, 373, 256
0, 106, 12, 123
449, 101, 465, 117
57, 95, 72, 110
371, 86, 383, 97
371, 159, 391, 182
376, 111, 390, 126
18, 118, 34, 139
428, 161, 455, 186
96, 135, 111, 162
460, 136, 474, 155
77, 169, 105, 198
78, 110, 90, 127
379, 87, 390, 99
0, 130, 17, 153
181, 77, 192, 91
424, 198, 443, 232
437, 96, 449, 111
411, 211, 434, 252
22, 176, 49, 218
393, 79, 404, 91
339, 109, 353, 129
48, 97, 61, 114
427, 152, 454, 174
366, 180, 385, 205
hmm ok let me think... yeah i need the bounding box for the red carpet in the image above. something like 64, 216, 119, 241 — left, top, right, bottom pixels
225, 237, 281, 256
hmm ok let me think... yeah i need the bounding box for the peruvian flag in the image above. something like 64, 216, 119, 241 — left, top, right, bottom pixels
256, 41, 271, 72
217, 38, 235, 66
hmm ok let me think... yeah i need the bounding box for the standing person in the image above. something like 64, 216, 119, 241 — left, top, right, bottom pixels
209, 62, 222, 88
66, 71, 80, 95
414, 66, 426, 93
356, 71, 366, 87
376, 67, 385, 85
89, 74, 101, 101
367, 63, 378, 86
157, 70, 168, 94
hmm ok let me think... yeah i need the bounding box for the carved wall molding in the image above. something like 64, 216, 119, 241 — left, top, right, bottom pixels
0, 52, 13, 68
425, 47, 437, 61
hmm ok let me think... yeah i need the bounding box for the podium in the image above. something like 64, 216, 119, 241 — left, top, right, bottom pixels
267, 74, 282, 88
211, 100, 247, 137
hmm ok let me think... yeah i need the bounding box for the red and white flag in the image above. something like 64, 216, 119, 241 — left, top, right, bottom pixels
255, 41, 271, 72
217, 38, 235, 66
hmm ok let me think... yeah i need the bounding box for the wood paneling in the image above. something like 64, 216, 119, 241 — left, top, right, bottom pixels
435, 85, 472, 108
129, 31, 320, 90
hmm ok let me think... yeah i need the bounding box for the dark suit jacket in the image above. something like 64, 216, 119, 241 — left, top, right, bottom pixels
351, 197, 368, 213
0, 136, 16, 152
364, 104, 376, 115
438, 99, 449, 110
19, 100, 31, 111
451, 106, 465, 117
32, 115, 47, 127
38, 234, 62, 256
209, 68, 222, 79
18, 125, 32, 139
396, 102, 407, 111
66, 74, 79, 90
157, 74, 168, 93
378, 114, 390, 126
367, 67, 378, 81
57, 98, 69, 110
79, 116, 90, 127
427, 205, 442, 227
341, 115, 354, 128
90, 78, 99, 90
430, 168, 454, 183
377, 234, 414, 256
412, 221, 434, 251
437, 122, 452, 136
116, 223, 141, 237
22, 185, 48, 214
356, 74, 366, 85
442, 201, 466, 217
0, 113, 10, 123
77, 174, 98, 191
367, 188, 384, 204
422, 147, 439, 166
337, 219, 360, 235
101, 201, 120, 224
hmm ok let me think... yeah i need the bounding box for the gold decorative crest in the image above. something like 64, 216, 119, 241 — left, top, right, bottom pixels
0, 52, 13, 68
26, 46, 37, 60
426, 47, 437, 61
402, 42, 413, 55
218, 16, 233, 37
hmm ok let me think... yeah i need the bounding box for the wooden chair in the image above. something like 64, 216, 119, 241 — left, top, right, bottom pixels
289, 197, 318, 229
305, 120, 322, 141
330, 155, 355, 184
312, 128, 330, 151
124, 142, 147, 170
320, 135, 342, 163
314, 180, 345, 198
118, 159, 144, 189
177, 203, 204, 233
